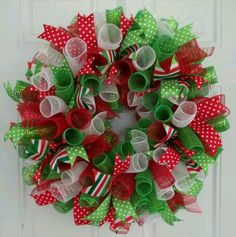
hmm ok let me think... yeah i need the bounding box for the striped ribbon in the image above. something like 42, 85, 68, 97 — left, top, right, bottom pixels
28, 139, 49, 161
50, 148, 70, 173
83, 171, 112, 197
97, 50, 117, 74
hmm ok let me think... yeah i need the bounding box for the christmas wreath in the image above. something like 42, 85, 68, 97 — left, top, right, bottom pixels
4, 7, 230, 234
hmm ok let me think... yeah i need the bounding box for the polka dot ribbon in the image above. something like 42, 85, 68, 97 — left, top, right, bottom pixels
77, 13, 97, 50
120, 14, 134, 37
38, 25, 71, 51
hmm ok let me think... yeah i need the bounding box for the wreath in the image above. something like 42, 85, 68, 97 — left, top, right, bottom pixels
4, 7, 230, 234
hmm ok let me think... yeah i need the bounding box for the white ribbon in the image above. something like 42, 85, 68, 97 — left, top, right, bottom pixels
154, 182, 175, 201
152, 145, 168, 162
125, 153, 148, 173
34, 45, 64, 67
30, 67, 55, 92
39, 95, 67, 118
132, 46, 156, 71
50, 180, 82, 203
99, 81, 119, 103
63, 37, 87, 76
171, 101, 197, 128
127, 91, 142, 107
98, 23, 123, 50
61, 161, 88, 186
81, 112, 107, 136
131, 130, 149, 153
172, 161, 195, 192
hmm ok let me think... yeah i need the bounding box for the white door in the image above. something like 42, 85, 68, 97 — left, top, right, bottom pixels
0, 0, 235, 237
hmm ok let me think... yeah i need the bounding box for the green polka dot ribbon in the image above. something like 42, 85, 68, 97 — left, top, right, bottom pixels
106, 6, 123, 26
66, 145, 89, 166
22, 163, 41, 185
173, 24, 196, 48
177, 127, 204, 154
83, 194, 111, 225
113, 197, 138, 222
4, 124, 40, 146
53, 199, 73, 214
135, 169, 153, 196
162, 16, 179, 32
177, 178, 203, 197
160, 79, 180, 101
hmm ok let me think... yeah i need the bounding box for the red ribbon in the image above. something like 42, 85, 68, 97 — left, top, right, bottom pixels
120, 14, 134, 37
38, 25, 71, 51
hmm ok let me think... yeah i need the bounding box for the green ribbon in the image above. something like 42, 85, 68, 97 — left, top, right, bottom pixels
22, 163, 40, 185
4, 124, 40, 145
108, 100, 122, 113
208, 116, 230, 133
63, 128, 85, 146
162, 16, 179, 32
160, 79, 180, 101
177, 178, 203, 197
128, 71, 151, 92
83, 194, 111, 225
53, 69, 74, 104
80, 74, 101, 96
154, 104, 173, 123
147, 188, 180, 224
177, 127, 204, 154
187, 80, 209, 100
53, 199, 73, 214
106, 6, 123, 26
204, 66, 217, 84
192, 148, 222, 174
173, 24, 196, 48
136, 117, 152, 133
79, 193, 100, 208
131, 191, 151, 213
135, 169, 153, 196
93, 153, 114, 174
134, 9, 158, 44
142, 91, 160, 112
115, 140, 134, 159
66, 145, 89, 166
4, 80, 30, 102
113, 197, 138, 222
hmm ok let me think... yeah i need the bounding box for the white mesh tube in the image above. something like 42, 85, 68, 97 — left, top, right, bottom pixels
99, 82, 119, 102
81, 112, 107, 136
172, 161, 195, 192
125, 153, 148, 173
98, 23, 123, 50
130, 129, 149, 153
132, 46, 156, 71
30, 67, 55, 92
171, 101, 197, 128
127, 91, 142, 107
34, 45, 64, 67
63, 37, 87, 76
39, 96, 67, 118
154, 182, 175, 201
61, 161, 88, 186
136, 105, 153, 118
152, 145, 168, 162
50, 180, 82, 203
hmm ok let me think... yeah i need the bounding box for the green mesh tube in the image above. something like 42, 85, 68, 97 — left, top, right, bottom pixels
108, 100, 122, 113
177, 127, 204, 154
93, 153, 114, 174
63, 128, 85, 146
115, 140, 134, 158
128, 71, 151, 92
79, 193, 100, 208
22, 163, 40, 185
135, 169, 153, 196
131, 191, 151, 213
187, 81, 209, 100
125, 128, 133, 141
154, 104, 173, 123
54, 70, 74, 104
106, 6, 123, 26
147, 186, 165, 214
136, 117, 152, 133
142, 91, 160, 111
53, 199, 73, 214
204, 66, 217, 84
208, 116, 230, 133
80, 74, 101, 96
